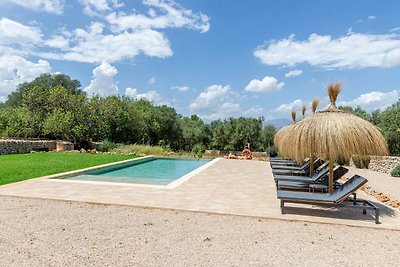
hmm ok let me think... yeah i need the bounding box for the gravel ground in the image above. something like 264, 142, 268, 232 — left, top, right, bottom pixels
0, 196, 399, 267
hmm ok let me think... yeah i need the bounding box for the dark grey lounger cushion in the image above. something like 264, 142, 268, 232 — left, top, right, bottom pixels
274, 164, 329, 182
277, 166, 349, 189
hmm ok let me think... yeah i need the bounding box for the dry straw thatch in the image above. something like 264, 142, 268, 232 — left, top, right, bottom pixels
301, 105, 306, 118
282, 82, 388, 192
273, 111, 297, 157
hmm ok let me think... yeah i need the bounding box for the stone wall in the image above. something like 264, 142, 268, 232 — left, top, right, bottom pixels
0, 139, 73, 155
368, 156, 400, 174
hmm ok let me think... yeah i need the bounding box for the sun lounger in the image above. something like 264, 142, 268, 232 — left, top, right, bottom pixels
272, 159, 323, 176
271, 160, 310, 170
276, 166, 348, 190
274, 163, 329, 184
277, 175, 379, 224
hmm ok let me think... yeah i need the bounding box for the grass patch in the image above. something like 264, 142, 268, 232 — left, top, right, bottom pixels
0, 152, 138, 185
111, 144, 203, 158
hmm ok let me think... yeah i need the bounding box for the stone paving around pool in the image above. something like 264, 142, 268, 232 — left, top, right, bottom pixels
0, 158, 399, 230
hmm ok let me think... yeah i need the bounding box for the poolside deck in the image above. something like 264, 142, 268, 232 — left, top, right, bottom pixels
0, 158, 399, 229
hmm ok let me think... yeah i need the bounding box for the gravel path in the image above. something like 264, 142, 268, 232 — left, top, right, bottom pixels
0, 196, 399, 267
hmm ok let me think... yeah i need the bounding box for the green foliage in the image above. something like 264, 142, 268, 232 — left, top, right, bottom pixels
0, 107, 36, 137
192, 143, 206, 158
5, 73, 81, 107
210, 117, 264, 151
266, 145, 278, 157
97, 140, 119, 152
378, 101, 400, 156
391, 164, 400, 177
111, 144, 169, 156
42, 109, 74, 140
0, 152, 136, 185
3, 72, 398, 157
179, 115, 210, 151
352, 156, 370, 169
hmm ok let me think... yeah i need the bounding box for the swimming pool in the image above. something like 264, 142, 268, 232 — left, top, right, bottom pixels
65, 157, 212, 186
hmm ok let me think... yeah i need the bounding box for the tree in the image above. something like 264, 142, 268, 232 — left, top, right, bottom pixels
179, 115, 209, 151
42, 109, 74, 140
0, 107, 35, 137
379, 101, 400, 155
5, 73, 81, 107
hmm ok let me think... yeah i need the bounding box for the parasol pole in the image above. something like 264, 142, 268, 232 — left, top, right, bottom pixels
329, 157, 334, 193
309, 98, 319, 177
309, 151, 314, 177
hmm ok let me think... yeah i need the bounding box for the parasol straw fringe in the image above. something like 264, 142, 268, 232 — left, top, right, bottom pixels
327, 82, 342, 111
311, 98, 319, 113
291, 110, 296, 123
301, 105, 306, 118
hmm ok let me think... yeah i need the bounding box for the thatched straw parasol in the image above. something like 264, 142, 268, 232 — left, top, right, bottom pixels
290, 82, 388, 192
274, 110, 297, 158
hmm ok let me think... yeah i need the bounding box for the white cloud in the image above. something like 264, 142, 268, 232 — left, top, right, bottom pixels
2, 1, 210, 64
0, 18, 42, 47
203, 102, 240, 121
285, 69, 303, 78
80, 0, 123, 16
254, 31, 400, 69
275, 99, 303, 113
124, 87, 138, 98
390, 27, 400, 32
5, 0, 65, 14
106, 0, 210, 33
148, 76, 156, 84
189, 84, 242, 120
84, 62, 119, 96
0, 55, 51, 101
190, 84, 230, 112
124, 87, 169, 105
368, 15, 376, 20
245, 76, 284, 93
243, 105, 264, 117
44, 35, 69, 49
40, 24, 173, 63
338, 90, 399, 111
137, 90, 167, 105
171, 85, 189, 92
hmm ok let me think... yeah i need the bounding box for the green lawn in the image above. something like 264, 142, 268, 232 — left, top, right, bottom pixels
0, 152, 138, 185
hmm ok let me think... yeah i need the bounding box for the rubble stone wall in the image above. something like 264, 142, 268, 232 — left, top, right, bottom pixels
0, 139, 62, 155
368, 156, 400, 174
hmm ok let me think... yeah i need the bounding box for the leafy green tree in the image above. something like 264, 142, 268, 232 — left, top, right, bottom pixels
0, 107, 35, 137
379, 101, 400, 155
42, 109, 74, 140
5, 73, 81, 107
258, 125, 277, 152
179, 115, 210, 151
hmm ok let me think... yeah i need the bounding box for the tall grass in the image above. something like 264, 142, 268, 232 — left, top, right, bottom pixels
111, 144, 170, 156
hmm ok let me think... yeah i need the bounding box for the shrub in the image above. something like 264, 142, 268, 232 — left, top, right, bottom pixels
391, 164, 400, 177
111, 144, 167, 155
266, 146, 278, 157
98, 140, 118, 152
192, 143, 206, 158
352, 156, 370, 169
336, 157, 350, 166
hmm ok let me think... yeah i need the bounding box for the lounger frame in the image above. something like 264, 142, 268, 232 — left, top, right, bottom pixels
280, 193, 380, 224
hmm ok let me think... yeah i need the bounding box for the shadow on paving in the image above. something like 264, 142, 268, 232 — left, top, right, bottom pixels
282, 198, 397, 224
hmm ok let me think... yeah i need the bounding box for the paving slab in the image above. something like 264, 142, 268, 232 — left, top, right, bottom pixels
0, 158, 399, 230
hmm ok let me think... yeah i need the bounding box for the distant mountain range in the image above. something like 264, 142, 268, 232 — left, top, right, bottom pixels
264, 118, 291, 129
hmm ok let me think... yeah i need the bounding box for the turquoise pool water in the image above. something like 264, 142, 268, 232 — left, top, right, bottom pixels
66, 158, 211, 185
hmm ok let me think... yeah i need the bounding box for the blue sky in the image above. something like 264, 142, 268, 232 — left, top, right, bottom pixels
1, 0, 400, 122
